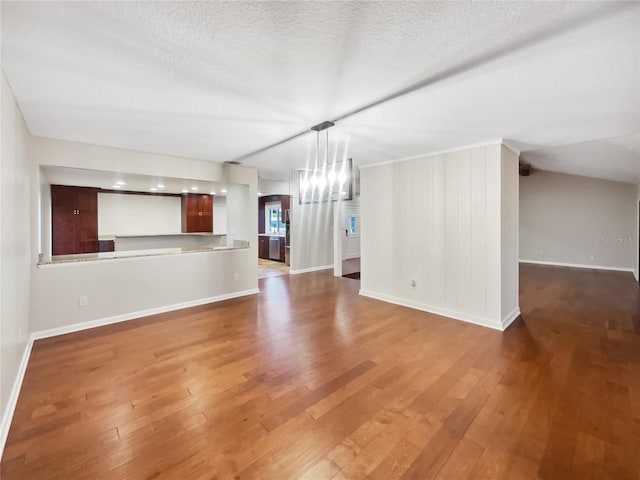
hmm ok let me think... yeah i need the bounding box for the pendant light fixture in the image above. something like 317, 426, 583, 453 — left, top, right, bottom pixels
299, 120, 352, 202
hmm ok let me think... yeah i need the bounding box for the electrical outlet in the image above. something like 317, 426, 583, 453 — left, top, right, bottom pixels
233, 273, 239, 281
79, 296, 88, 307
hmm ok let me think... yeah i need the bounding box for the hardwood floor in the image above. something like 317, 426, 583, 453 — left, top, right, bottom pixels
2, 264, 639, 479
258, 258, 289, 279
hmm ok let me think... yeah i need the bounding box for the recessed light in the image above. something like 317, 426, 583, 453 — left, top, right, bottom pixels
116, 180, 125, 185
157, 184, 165, 189
257, 192, 262, 196
191, 186, 198, 191
150, 187, 157, 192
112, 185, 121, 189
221, 189, 227, 193
182, 189, 189, 193
210, 191, 216, 195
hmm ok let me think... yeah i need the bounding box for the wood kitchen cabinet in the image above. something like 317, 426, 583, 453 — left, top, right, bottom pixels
258, 236, 269, 259
181, 194, 213, 233
258, 235, 286, 262
51, 185, 99, 255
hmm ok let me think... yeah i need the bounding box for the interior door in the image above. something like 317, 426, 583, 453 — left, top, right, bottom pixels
342, 204, 360, 260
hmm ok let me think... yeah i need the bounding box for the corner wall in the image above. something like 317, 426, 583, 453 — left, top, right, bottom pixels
359, 142, 520, 330
0, 70, 32, 452
519, 170, 635, 271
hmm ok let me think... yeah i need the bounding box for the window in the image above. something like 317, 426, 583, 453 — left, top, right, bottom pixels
266, 202, 286, 234
349, 215, 358, 234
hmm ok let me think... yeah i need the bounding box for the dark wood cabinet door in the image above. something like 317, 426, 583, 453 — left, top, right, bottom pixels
51, 185, 98, 255
51, 185, 78, 255
258, 236, 268, 259
77, 188, 98, 253
200, 195, 213, 232
182, 194, 213, 233
182, 194, 198, 232
279, 237, 286, 262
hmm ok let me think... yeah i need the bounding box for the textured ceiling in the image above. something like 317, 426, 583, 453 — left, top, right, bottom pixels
1, 1, 639, 183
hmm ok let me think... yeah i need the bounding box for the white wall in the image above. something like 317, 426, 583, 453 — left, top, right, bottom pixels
213, 196, 227, 234
636, 184, 640, 281
520, 170, 635, 271
0, 70, 32, 451
289, 173, 334, 273
501, 146, 519, 321
30, 136, 225, 182
359, 143, 519, 330
259, 178, 290, 196
98, 193, 181, 235
31, 250, 256, 334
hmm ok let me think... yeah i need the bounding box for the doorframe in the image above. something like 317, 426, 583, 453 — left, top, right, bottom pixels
333, 198, 360, 278
333, 200, 343, 277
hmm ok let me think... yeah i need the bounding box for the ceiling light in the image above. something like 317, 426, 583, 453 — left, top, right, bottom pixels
210, 191, 216, 195
150, 187, 157, 192
116, 180, 125, 185
182, 189, 188, 193
157, 184, 164, 189
112, 185, 121, 189
221, 189, 227, 193
191, 186, 198, 191
257, 192, 262, 196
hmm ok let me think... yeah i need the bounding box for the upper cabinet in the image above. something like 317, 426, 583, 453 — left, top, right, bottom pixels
51, 185, 99, 255
181, 194, 213, 233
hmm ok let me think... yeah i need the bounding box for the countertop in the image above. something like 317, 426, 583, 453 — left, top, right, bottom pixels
40, 245, 247, 266
99, 233, 226, 241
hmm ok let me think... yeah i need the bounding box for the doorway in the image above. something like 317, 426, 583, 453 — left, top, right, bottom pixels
341, 201, 360, 279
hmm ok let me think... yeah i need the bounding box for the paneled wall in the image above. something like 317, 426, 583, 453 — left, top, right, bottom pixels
360, 143, 519, 330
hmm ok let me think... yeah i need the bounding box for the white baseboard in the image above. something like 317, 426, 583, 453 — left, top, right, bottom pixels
358, 289, 507, 331
289, 264, 333, 275
519, 259, 635, 274
501, 307, 521, 330
31, 288, 259, 341
0, 338, 34, 458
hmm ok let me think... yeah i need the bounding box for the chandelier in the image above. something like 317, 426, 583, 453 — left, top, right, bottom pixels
299, 120, 351, 202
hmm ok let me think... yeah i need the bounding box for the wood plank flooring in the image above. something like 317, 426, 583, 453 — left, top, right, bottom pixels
258, 258, 289, 279
2, 264, 639, 479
